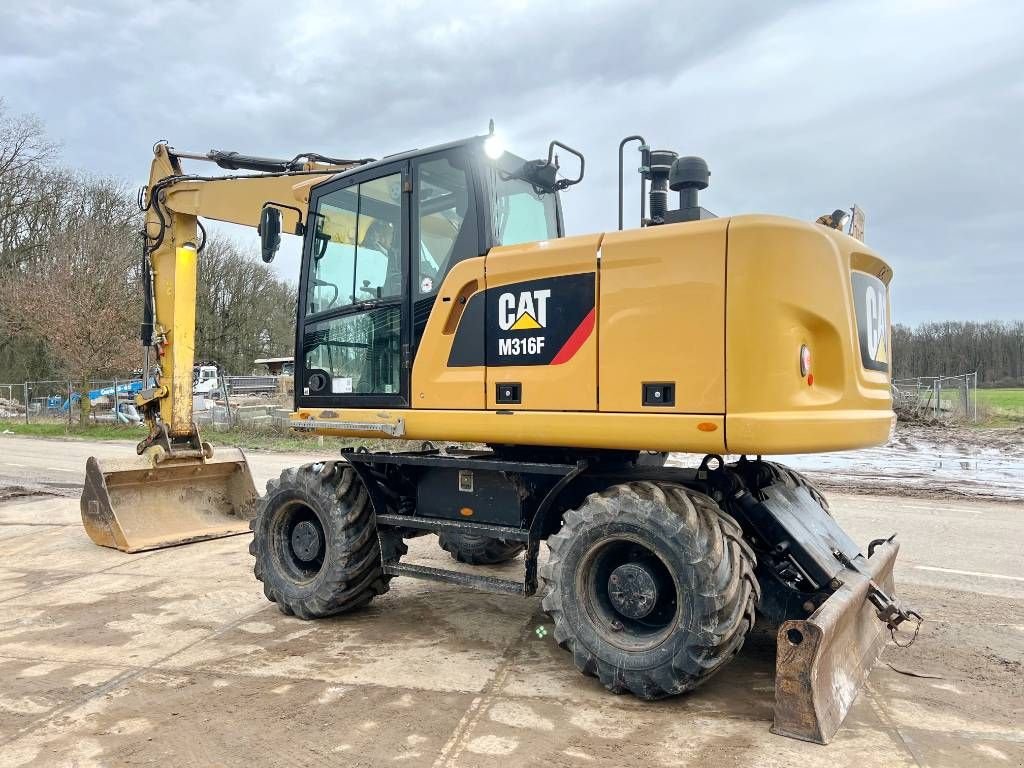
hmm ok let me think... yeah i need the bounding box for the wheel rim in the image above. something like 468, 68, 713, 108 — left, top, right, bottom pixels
270, 499, 326, 582
577, 536, 680, 651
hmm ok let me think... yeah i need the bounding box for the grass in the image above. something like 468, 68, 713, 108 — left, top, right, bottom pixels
0, 419, 401, 454
903, 386, 1024, 427
976, 388, 1024, 411
976, 388, 1024, 428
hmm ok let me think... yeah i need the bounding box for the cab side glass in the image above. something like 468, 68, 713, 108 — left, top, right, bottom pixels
306, 173, 403, 315
415, 154, 478, 296
491, 172, 559, 246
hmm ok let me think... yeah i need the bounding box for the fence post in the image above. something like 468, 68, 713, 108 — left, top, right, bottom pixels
24, 382, 29, 424
221, 376, 234, 429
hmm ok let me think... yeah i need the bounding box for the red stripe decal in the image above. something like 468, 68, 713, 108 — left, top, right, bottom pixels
551, 308, 596, 365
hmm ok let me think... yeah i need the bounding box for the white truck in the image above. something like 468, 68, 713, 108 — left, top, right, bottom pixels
192, 365, 279, 398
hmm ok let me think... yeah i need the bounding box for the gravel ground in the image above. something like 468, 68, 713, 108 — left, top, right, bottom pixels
0, 435, 1021, 767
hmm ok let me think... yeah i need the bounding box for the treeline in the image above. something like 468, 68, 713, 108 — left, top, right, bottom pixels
195, 239, 296, 373
892, 321, 1024, 387
0, 100, 296, 386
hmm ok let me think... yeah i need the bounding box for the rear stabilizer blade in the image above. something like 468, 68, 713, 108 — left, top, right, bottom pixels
772, 539, 900, 744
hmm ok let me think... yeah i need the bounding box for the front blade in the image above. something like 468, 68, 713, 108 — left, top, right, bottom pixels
80, 447, 257, 553
772, 539, 899, 744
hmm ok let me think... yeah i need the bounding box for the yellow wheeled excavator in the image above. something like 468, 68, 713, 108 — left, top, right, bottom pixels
80, 129, 919, 744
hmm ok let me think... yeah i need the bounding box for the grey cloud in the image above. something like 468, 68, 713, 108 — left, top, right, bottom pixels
1, 0, 1020, 323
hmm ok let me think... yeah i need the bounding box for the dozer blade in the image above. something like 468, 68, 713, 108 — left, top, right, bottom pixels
772, 539, 900, 744
80, 447, 257, 553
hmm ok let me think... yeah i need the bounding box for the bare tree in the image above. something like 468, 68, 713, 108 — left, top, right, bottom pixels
0, 99, 60, 272
893, 321, 1024, 386
1, 104, 298, 401
195, 236, 296, 374
1, 175, 141, 421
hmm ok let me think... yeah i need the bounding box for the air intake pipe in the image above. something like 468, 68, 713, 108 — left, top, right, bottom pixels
645, 150, 678, 224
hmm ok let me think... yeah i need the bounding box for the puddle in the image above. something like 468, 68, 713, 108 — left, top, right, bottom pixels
670, 425, 1024, 501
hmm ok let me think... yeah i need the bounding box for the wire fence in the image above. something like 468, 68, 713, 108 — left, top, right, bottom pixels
0, 377, 289, 431
892, 372, 979, 422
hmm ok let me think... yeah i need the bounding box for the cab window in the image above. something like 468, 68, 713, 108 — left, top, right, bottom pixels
490, 161, 559, 246
414, 154, 478, 297
307, 173, 403, 315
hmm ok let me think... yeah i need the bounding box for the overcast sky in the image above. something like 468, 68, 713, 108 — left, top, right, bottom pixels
2, 0, 1021, 324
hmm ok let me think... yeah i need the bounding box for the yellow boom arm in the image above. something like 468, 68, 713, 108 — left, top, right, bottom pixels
140, 143, 346, 446
80, 143, 355, 553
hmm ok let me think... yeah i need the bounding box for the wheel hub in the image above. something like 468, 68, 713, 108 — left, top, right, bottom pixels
290, 520, 323, 563
607, 562, 659, 619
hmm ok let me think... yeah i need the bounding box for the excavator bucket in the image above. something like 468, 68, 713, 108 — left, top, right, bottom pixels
772, 539, 900, 744
80, 448, 257, 553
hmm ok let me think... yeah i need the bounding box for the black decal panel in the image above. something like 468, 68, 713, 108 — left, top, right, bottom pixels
851, 271, 889, 373
447, 292, 485, 367
447, 273, 595, 368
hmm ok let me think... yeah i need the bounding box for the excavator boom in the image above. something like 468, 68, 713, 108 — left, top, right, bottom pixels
80, 143, 355, 552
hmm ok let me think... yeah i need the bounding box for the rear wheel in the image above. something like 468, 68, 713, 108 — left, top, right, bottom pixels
438, 532, 525, 565
250, 461, 403, 619
541, 481, 758, 699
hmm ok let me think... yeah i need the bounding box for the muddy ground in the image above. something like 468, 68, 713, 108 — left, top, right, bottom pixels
0, 433, 1021, 767
671, 423, 1024, 502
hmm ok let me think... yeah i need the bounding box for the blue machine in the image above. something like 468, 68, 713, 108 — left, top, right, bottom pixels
61, 379, 146, 411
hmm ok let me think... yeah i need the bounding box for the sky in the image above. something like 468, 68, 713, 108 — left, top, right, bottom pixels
1, 0, 1021, 325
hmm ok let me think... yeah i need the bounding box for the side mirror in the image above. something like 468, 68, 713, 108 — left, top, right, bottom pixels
514, 140, 585, 193
258, 205, 282, 263
517, 159, 559, 192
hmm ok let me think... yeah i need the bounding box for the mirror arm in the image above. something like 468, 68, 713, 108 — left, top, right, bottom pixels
548, 140, 585, 188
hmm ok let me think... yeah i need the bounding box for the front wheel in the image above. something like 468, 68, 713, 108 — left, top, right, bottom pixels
541, 481, 758, 699
250, 462, 402, 619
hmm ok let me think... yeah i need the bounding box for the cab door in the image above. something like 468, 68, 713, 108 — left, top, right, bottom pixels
296, 161, 410, 409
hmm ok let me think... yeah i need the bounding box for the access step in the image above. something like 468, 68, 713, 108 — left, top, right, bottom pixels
374, 513, 530, 541
382, 561, 526, 595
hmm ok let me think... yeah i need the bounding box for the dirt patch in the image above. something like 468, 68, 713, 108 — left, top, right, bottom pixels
878, 583, 1024, 730
0, 487, 59, 503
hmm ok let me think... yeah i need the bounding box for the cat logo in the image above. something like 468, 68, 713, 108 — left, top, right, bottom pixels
864, 283, 888, 365
498, 289, 550, 331
851, 271, 889, 373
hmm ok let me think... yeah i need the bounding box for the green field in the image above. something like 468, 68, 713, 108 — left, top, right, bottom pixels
916, 387, 1024, 424
976, 388, 1024, 412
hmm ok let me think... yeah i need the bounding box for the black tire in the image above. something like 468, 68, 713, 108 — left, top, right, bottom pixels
761, 461, 830, 513
438, 532, 526, 565
541, 481, 759, 700
250, 461, 403, 619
